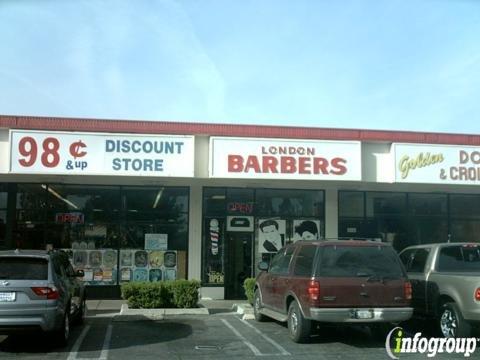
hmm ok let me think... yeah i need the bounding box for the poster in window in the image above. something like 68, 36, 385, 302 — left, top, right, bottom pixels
134, 250, 148, 267
121, 268, 132, 281
145, 233, 168, 250
292, 220, 321, 242
149, 269, 162, 282
226, 216, 254, 232
103, 250, 117, 267
120, 250, 133, 267
258, 219, 286, 253
148, 251, 164, 268
133, 268, 148, 281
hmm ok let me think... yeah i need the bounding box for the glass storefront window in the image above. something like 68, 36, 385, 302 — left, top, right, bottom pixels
450, 220, 480, 243
339, 191, 364, 217
366, 192, 406, 216
203, 188, 226, 216
122, 187, 189, 283
0, 184, 6, 247
9, 184, 189, 286
408, 193, 447, 216
450, 195, 480, 219
226, 189, 254, 215
202, 187, 325, 287
256, 189, 324, 217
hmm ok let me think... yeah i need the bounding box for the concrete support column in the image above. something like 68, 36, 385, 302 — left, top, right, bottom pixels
188, 184, 202, 281
325, 188, 338, 239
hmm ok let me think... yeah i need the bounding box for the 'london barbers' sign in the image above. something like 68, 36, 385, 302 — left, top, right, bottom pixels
394, 143, 480, 185
9, 130, 194, 177
209, 137, 361, 180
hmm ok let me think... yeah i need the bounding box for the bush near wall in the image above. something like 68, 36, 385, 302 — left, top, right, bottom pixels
243, 277, 256, 305
121, 280, 201, 309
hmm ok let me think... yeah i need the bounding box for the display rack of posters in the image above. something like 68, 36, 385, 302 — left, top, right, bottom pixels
119, 249, 177, 283
63, 248, 118, 286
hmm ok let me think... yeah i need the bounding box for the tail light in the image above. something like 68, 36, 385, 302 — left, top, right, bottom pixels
404, 281, 412, 300
475, 288, 480, 301
307, 280, 320, 301
31, 286, 59, 300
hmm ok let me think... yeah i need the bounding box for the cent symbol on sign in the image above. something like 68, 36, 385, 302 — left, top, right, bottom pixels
69, 140, 87, 159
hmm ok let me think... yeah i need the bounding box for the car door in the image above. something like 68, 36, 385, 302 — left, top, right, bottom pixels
261, 247, 294, 311
400, 247, 430, 314
270, 246, 295, 312
62, 257, 83, 315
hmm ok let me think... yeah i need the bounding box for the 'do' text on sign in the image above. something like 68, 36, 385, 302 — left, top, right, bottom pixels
209, 137, 361, 180
9, 130, 194, 177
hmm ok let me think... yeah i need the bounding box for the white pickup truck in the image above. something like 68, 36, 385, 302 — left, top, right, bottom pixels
399, 243, 480, 337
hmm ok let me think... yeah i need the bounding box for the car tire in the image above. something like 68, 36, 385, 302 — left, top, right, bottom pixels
287, 300, 311, 343
76, 298, 87, 325
253, 289, 267, 322
439, 302, 471, 338
52, 310, 70, 347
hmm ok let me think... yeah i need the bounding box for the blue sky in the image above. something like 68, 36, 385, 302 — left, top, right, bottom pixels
0, 0, 479, 134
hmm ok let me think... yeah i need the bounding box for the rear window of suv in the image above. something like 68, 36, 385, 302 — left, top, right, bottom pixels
0, 257, 48, 280
437, 245, 480, 272
317, 245, 404, 278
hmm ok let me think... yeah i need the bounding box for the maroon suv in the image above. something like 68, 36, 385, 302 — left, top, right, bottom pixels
254, 240, 413, 342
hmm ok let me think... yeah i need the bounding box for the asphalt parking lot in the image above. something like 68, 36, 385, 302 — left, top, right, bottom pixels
0, 312, 476, 359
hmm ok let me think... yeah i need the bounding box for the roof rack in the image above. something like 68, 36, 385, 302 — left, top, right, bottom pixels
322, 237, 383, 242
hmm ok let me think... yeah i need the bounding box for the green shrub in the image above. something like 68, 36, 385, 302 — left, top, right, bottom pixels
243, 277, 256, 305
121, 280, 200, 309
171, 279, 201, 308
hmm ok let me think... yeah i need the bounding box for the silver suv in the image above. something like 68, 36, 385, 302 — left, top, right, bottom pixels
0, 249, 86, 345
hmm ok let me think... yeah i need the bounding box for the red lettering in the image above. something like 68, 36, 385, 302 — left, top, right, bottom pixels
330, 157, 347, 175
244, 156, 261, 173
262, 156, 278, 173
228, 155, 244, 172
298, 157, 311, 174
313, 157, 329, 174
281, 156, 297, 173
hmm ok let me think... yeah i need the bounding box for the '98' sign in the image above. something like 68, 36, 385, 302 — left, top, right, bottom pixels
18, 137, 60, 168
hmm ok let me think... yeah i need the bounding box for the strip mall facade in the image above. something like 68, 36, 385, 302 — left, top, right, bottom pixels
1, 115, 479, 299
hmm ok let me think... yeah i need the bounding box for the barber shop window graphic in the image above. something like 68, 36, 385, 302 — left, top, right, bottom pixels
292, 219, 321, 241
258, 219, 286, 253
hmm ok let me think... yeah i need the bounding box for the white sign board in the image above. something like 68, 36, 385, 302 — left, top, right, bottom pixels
144, 233, 168, 250
9, 130, 194, 177
209, 137, 362, 180
394, 143, 480, 185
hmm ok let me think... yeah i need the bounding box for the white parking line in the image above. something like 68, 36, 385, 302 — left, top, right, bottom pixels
99, 324, 112, 360
67, 323, 112, 360
67, 325, 91, 360
221, 319, 262, 356
239, 318, 291, 356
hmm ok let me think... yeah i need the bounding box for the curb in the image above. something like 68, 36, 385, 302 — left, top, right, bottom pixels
115, 304, 210, 321
233, 303, 254, 320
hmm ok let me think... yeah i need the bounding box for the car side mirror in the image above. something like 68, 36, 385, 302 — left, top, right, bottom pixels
75, 270, 85, 278
258, 261, 269, 271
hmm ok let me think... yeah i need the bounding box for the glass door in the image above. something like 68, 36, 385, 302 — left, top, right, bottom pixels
225, 232, 253, 299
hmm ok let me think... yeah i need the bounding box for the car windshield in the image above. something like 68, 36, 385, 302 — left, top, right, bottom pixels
0, 257, 48, 280
317, 245, 404, 278
437, 245, 480, 272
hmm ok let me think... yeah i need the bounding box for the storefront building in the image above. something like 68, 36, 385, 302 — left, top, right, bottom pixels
1, 116, 480, 299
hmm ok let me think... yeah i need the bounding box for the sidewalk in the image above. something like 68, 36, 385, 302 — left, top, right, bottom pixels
86, 299, 252, 318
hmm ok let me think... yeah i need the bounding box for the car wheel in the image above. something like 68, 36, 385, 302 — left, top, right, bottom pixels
253, 289, 267, 322
439, 302, 471, 338
76, 298, 87, 325
287, 300, 311, 343
52, 311, 70, 347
